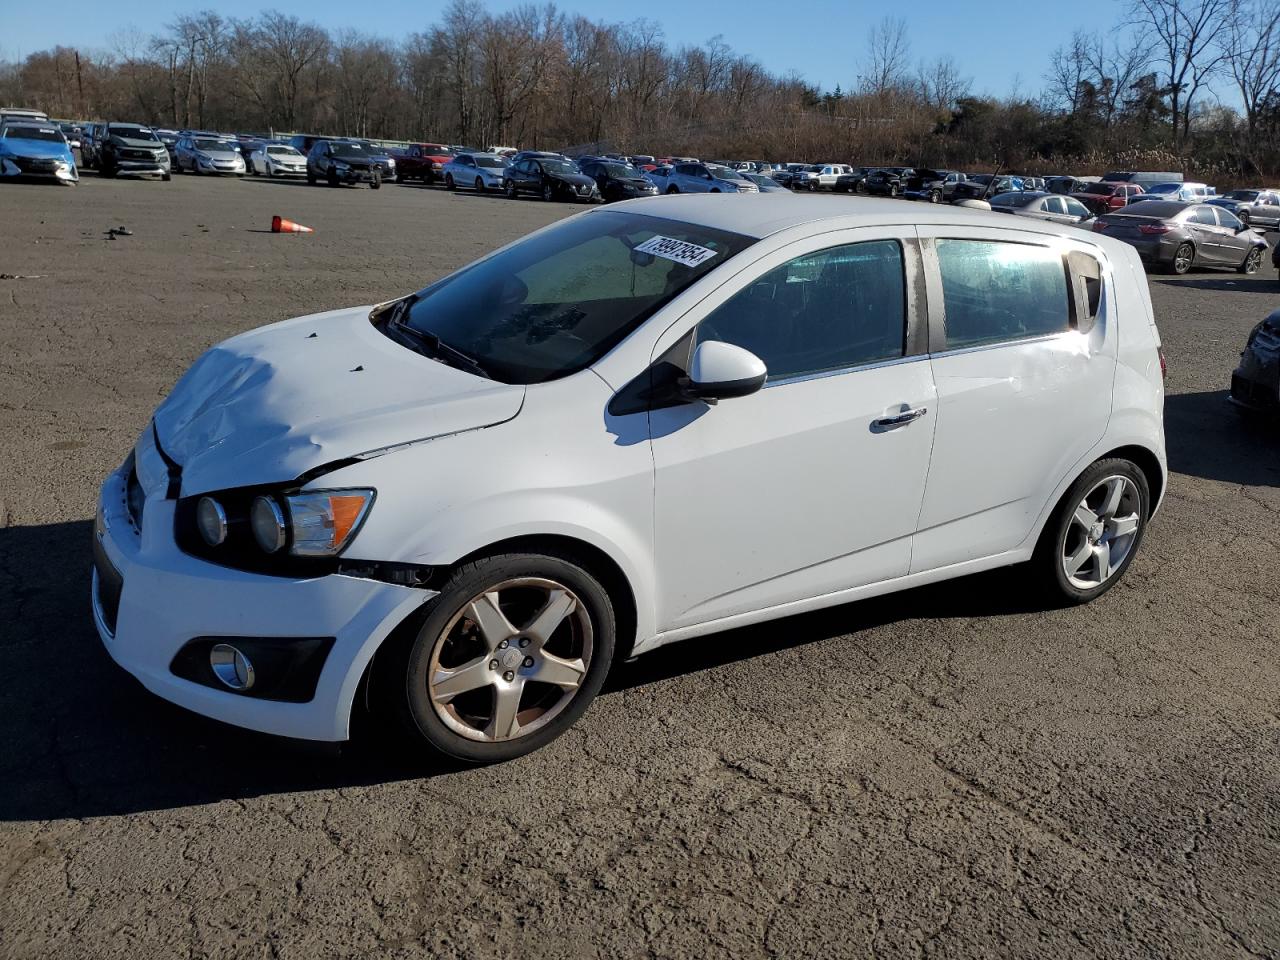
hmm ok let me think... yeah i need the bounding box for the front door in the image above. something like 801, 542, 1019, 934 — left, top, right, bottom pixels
650, 230, 937, 631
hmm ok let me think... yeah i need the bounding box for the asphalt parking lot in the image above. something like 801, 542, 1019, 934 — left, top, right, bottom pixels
2, 173, 1279, 960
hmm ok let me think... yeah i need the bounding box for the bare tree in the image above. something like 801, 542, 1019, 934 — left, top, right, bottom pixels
1131, 0, 1230, 150
1222, 0, 1280, 152
860, 17, 911, 95
917, 55, 970, 113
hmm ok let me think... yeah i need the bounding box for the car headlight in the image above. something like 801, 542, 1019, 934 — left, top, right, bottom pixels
252, 489, 374, 557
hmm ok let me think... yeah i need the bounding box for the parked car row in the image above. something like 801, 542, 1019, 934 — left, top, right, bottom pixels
6, 109, 1279, 283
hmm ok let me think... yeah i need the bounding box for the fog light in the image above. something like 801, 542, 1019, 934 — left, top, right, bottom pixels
196, 496, 227, 546
251, 496, 286, 553
209, 643, 255, 690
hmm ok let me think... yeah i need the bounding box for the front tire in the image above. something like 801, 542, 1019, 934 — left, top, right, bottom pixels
1239, 247, 1263, 274
389, 552, 616, 763
445, 174, 455, 190
542, 184, 555, 201
505, 180, 518, 199
1032, 458, 1150, 605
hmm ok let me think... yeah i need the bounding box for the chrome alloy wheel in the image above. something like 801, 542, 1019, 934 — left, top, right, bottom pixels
1060, 475, 1142, 590
426, 577, 593, 742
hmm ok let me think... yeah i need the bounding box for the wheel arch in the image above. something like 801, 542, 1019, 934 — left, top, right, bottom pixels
447, 534, 639, 661
1096, 442, 1165, 510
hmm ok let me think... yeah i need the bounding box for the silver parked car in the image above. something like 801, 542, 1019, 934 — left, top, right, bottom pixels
990, 191, 1095, 227
175, 135, 246, 176
1207, 189, 1280, 229
645, 161, 759, 194
441, 152, 509, 192
740, 172, 788, 193
248, 143, 306, 177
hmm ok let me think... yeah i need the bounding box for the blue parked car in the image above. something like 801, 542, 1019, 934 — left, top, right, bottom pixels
0, 121, 78, 184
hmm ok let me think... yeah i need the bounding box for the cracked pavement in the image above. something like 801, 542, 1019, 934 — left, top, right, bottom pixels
1, 174, 1279, 959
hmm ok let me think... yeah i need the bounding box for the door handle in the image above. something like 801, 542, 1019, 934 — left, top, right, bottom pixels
874, 407, 928, 428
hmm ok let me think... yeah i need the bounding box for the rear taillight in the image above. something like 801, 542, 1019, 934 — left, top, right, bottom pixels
1139, 224, 1171, 235
1092, 221, 1107, 232
1158, 346, 1167, 380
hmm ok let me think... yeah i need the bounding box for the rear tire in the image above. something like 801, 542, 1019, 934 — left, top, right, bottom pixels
445, 174, 455, 190
383, 551, 616, 763
475, 176, 485, 193
1031, 458, 1150, 606
1168, 242, 1194, 275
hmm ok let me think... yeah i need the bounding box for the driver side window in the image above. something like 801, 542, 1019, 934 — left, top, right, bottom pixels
696, 240, 907, 382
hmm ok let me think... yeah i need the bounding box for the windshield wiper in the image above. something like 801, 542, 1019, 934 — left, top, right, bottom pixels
390, 313, 491, 380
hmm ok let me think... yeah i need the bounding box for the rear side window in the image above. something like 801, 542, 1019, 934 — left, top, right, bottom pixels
936, 240, 1070, 350
697, 239, 907, 381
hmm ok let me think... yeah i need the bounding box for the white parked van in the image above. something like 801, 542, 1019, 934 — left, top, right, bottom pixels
93, 195, 1167, 761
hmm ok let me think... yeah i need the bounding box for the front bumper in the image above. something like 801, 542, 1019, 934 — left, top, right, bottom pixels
198, 159, 244, 175
1230, 328, 1280, 413
268, 163, 306, 177
332, 167, 378, 184
92, 441, 432, 742
0, 156, 78, 182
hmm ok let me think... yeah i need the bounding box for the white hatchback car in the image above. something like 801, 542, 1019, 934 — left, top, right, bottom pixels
93, 195, 1166, 762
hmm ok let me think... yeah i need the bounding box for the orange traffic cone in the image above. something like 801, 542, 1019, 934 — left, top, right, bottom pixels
271, 215, 314, 234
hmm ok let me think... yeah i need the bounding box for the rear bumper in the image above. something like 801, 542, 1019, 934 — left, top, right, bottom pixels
92, 455, 432, 741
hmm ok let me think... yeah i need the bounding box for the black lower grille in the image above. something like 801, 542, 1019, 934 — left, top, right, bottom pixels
14, 156, 60, 172
1232, 373, 1280, 409
93, 536, 124, 635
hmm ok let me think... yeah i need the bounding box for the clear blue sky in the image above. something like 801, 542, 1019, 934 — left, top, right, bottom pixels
4, 0, 1124, 98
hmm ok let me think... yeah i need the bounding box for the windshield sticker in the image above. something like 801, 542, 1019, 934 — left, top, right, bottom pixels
633, 235, 719, 268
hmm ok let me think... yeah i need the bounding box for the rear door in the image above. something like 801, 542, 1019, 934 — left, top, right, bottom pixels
1186, 205, 1227, 263
911, 227, 1115, 572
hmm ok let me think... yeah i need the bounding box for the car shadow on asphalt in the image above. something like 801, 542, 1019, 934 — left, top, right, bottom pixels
0, 519, 1053, 821
1164, 390, 1280, 486
1153, 276, 1277, 293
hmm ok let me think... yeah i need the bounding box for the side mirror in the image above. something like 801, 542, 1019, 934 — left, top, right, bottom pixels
681, 341, 767, 404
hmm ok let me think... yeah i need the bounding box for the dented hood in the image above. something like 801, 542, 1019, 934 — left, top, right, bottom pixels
154, 306, 525, 496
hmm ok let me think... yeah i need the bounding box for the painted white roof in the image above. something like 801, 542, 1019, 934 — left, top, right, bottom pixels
608, 193, 1087, 242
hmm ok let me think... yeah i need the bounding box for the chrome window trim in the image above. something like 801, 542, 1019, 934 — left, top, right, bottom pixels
763, 352, 926, 389
926, 329, 1079, 360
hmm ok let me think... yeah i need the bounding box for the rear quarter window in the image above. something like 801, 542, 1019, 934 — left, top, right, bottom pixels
936, 239, 1070, 350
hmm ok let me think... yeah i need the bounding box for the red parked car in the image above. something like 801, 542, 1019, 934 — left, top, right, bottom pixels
1075, 181, 1145, 215
396, 143, 456, 184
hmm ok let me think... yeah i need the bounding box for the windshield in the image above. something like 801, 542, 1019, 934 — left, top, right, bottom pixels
601, 163, 637, 177
330, 141, 367, 159
397, 212, 755, 383
195, 138, 230, 151
475, 156, 507, 168
267, 145, 299, 156
111, 126, 157, 141
3, 127, 63, 142
539, 159, 576, 175
1226, 190, 1258, 200
1146, 183, 1181, 195
709, 166, 746, 181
